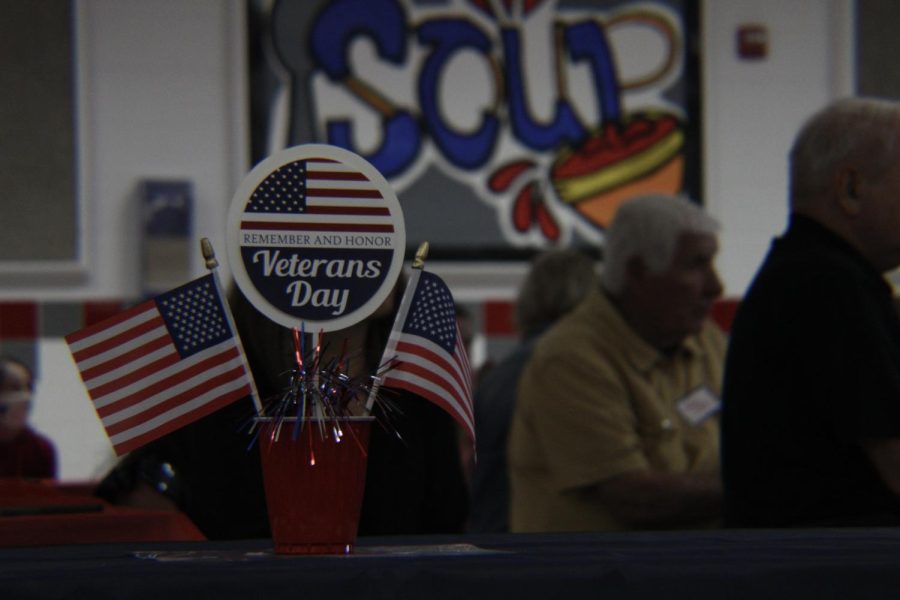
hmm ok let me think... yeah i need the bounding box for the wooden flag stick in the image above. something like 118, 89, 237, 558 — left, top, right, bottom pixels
201, 238, 219, 270
363, 241, 429, 415
412, 241, 429, 269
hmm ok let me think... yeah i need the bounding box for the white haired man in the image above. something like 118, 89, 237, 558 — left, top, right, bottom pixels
507, 194, 726, 532
722, 97, 900, 527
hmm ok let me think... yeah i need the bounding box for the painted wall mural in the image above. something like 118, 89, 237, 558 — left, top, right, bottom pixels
250, 0, 700, 258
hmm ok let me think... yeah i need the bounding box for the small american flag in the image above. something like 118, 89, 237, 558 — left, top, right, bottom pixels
240, 158, 395, 235
379, 270, 475, 443
65, 273, 258, 456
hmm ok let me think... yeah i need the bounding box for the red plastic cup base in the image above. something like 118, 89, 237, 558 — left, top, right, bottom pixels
257, 417, 372, 556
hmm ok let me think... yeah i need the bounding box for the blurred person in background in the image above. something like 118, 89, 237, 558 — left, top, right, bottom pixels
0, 356, 57, 479
468, 247, 597, 533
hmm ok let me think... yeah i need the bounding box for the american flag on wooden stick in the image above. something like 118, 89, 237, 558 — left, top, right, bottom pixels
65, 273, 258, 455
378, 269, 475, 444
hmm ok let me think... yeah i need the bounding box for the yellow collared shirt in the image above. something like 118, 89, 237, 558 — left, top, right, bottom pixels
508, 288, 726, 532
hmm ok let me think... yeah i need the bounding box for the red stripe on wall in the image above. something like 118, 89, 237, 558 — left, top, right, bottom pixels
710, 298, 740, 332
84, 301, 127, 327
0, 302, 37, 339
483, 300, 516, 336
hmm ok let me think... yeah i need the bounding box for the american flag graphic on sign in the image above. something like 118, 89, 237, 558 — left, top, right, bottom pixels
379, 270, 475, 443
65, 274, 257, 456
240, 158, 395, 235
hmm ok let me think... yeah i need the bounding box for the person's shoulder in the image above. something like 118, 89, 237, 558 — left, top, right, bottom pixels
695, 319, 728, 355
21, 427, 56, 458
475, 345, 530, 393
738, 248, 855, 324
528, 319, 586, 370
532, 291, 603, 349
765, 229, 873, 289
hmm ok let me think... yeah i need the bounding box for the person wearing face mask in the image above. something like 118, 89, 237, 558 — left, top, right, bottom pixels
0, 357, 57, 479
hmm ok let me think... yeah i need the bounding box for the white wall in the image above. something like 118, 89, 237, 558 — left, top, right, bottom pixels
15, 0, 854, 480
79, 0, 247, 296
29, 340, 114, 480
5, 0, 247, 301
24, 0, 250, 479
703, 0, 854, 295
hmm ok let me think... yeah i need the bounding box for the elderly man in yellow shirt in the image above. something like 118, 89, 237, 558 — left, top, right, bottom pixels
507, 194, 726, 532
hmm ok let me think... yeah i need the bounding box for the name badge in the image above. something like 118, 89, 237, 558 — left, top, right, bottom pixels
676, 386, 721, 426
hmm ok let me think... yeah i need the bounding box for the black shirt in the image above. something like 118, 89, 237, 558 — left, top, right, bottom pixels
357, 388, 469, 536
722, 214, 900, 527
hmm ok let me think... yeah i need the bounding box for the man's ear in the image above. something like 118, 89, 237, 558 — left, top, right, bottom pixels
837, 167, 862, 216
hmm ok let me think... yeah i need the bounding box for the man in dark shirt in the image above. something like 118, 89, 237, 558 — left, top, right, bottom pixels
722, 97, 900, 527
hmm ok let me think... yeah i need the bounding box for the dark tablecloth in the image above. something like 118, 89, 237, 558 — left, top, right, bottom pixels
3, 528, 900, 599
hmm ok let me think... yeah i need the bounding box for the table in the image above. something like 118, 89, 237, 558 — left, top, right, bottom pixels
3, 528, 900, 599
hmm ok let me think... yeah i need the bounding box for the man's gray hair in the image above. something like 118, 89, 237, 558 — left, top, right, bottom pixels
790, 97, 900, 206
601, 194, 719, 295
515, 248, 597, 337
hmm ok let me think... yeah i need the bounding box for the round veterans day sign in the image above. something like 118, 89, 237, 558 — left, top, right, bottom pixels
226, 144, 406, 332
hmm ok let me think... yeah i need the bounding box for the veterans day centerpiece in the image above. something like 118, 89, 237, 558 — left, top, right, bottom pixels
65, 143, 474, 555
225, 144, 408, 554
226, 143, 474, 554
